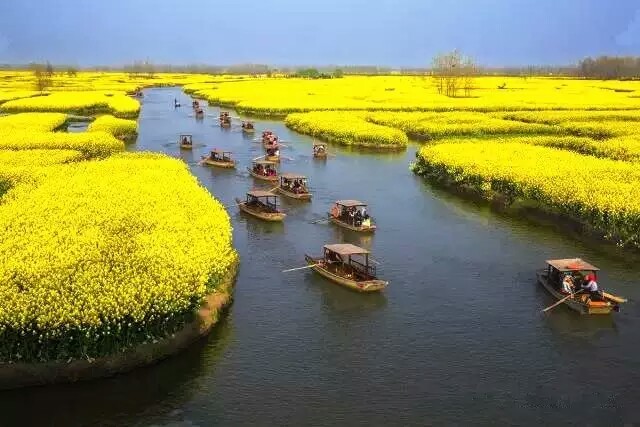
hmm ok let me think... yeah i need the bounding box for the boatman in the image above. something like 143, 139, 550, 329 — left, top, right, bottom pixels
581, 273, 601, 300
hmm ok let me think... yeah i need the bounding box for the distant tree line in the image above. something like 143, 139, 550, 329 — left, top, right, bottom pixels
577, 56, 640, 80
4, 56, 640, 81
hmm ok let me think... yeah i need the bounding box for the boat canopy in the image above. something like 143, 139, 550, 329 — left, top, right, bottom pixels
179, 134, 192, 141
280, 173, 306, 180
211, 149, 232, 155
324, 243, 369, 256
546, 258, 600, 272
247, 190, 277, 198
335, 200, 366, 208
253, 159, 277, 165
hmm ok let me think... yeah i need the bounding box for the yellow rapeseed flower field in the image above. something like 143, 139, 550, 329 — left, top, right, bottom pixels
0, 153, 237, 362
285, 111, 408, 148
87, 115, 138, 140
1, 91, 140, 118
414, 142, 640, 248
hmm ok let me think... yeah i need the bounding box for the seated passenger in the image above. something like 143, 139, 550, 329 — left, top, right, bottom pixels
560, 274, 574, 294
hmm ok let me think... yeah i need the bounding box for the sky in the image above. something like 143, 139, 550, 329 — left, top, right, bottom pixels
0, 0, 639, 67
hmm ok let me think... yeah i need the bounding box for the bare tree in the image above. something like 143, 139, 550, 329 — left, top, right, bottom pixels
462, 57, 477, 97
30, 63, 52, 92
45, 61, 54, 77
432, 50, 476, 97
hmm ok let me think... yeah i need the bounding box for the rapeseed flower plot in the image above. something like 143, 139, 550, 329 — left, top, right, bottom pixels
1, 91, 140, 118
0, 153, 237, 362
414, 142, 640, 248
286, 111, 408, 148
365, 111, 561, 140
87, 115, 138, 140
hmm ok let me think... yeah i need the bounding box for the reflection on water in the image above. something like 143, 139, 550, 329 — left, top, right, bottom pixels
0, 315, 234, 427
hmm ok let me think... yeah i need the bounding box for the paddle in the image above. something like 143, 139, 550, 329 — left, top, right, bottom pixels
542, 290, 583, 313
253, 155, 266, 161
282, 264, 319, 273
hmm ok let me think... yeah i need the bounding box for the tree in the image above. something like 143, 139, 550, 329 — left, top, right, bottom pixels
45, 61, 54, 77
461, 57, 477, 97
432, 50, 476, 97
333, 68, 344, 78
66, 67, 78, 77
30, 63, 52, 92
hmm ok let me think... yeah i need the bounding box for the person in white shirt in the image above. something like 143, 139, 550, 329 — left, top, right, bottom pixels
561, 274, 574, 294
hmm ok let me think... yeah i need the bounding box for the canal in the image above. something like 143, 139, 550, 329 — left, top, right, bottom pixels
2, 87, 639, 426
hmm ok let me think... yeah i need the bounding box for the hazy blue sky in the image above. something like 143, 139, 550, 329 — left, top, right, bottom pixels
0, 0, 639, 67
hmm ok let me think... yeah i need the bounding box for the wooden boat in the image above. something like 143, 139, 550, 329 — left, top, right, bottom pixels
202, 150, 235, 168
178, 134, 193, 150
313, 143, 328, 158
236, 191, 286, 222
276, 173, 312, 200
247, 159, 278, 182
327, 200, 376, 232
195, 108, 204, 116
263, 141, 279, 150
265, 155, 280, 162
242, 121, 255, 133
304, 244, 388, 292
536, 258, 626, 315
219, 111, 232, 127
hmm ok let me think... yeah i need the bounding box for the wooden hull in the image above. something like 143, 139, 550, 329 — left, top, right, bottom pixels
276, 187, 312, 200
242, 128, 255, 133
180, 144, 193, 150
220, 121, 231, 128
305, 255, 387, 292
203, 158, 235, 169
236, 199, 285, 222
265, 155, 280, 163
314, 153, 328, 159
247, 168, 278, 182
536, 271, 619, 315
328, 215, 376, 233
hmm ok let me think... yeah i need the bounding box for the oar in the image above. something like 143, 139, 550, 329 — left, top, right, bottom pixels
542, 290, 583, 313
253, 155, 266, 161
281, 155, 294, 161
282, 264, 319, 273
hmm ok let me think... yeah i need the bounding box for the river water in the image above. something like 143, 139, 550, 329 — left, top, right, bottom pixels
2, 87, 640, 426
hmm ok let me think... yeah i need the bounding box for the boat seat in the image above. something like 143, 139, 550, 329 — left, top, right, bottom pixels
587, 300, 609, 307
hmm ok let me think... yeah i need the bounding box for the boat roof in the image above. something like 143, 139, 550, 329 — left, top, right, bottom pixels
335, 200, 366, 207
324, 243, 369, 256
247, 190, 277, 198
313, 142, 326, 146
280, 173, 306, 179
546, 258, 600, 272
211, 149, 231, 155
253, 160, 277, 165
179, 134, 192, 137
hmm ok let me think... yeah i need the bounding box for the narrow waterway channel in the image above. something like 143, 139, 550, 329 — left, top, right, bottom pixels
2, 87, 640, 426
